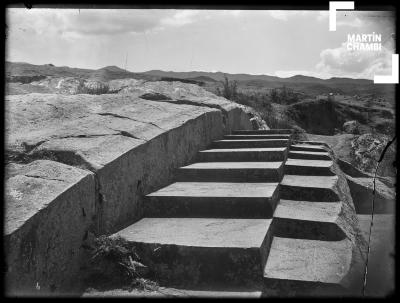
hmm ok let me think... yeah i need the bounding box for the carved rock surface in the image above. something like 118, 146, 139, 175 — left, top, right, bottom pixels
5, 83, 255, 295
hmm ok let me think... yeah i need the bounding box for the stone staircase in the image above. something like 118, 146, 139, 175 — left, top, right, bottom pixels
86, 129, 365, 297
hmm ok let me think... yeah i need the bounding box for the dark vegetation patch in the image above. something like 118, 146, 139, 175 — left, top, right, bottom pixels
85, 235, 158, 292
160, 77, 204, 86
139, 93, 172, 101
7, 75, 47, 84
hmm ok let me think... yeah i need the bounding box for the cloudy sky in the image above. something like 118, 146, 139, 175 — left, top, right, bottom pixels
6, 8, 396, 79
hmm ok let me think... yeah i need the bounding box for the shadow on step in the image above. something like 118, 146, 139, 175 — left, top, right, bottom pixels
261, 279, 354, 297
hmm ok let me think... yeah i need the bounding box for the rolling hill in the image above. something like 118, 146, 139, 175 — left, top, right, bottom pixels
5, 62, 395, 102
5, 62, 156, 83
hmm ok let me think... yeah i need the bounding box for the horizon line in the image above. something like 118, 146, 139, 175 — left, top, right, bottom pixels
6, 61, 373, 81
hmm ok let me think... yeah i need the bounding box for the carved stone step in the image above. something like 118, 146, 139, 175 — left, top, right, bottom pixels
114, 218, 273, 287
176, 161, 284, 182
145, 182, 279, 218
197, 147, 288, 162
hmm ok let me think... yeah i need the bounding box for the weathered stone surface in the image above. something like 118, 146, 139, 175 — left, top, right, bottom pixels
81, 129, 369, 297
278, 165, 367, 252
28, 77, 110, 95
280, 175, 340, 202
114, 80, 255, 133
108, 78, 145, 92
272, 200, 347, 241
266, 141, 368, 295
211, 139, 289, 149
284, 159, 334, 176
197, 147, 288, 162
224, 134, 291, 140
6, 90, 253, 235
292, 140, 330, 148
5, 160, 96, 295
337, 158, 370, 177
10, 106, 222, 233
113, 218, 272, 286
305, 133, 396, 179
290, 144, 327, 152
6, 93, 213, 152
233, 129, 292, 135
176, 161, 284, 182
358, 214, 395, 296
5, 83, 255, 295
263, 237, 356, 295
116, 218, 271, 248
145, 182, 279, 218
288, 150, 331, 160
350, 133, 396, 177
346, 175, 395, 214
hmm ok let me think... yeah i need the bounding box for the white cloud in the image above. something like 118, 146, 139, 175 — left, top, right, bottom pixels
160, 10, 202, 27
337, 17, 364, 28
276, 40, 394, 80
316, 11, 329, 21
6, 8, 395, 77
316, 42, 393, 79
267, 10, 326, 22
227, 10, 242, 17
7, 8, 206, 38
334, 11, 365, 29
268, 11, 290, 21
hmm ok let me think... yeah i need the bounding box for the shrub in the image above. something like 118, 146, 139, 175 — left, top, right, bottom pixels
269, 86, 299, 105
220, 75, 238, 101
88, 235, 158, 291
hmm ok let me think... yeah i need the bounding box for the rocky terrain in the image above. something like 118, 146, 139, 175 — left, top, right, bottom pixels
5, 61, 395, 297
6, 62, 396, 179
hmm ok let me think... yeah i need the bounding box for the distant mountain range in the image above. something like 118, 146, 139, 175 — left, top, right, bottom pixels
142, 69, 373, 85
6, 62, 394, 98
7, 61, 374, 83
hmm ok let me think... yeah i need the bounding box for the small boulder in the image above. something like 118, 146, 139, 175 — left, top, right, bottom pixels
56, 77, 86, 94
249, 117, 260, 130
343, 120, 360, 134
334, 128, 342, 135
83, 80, 109, 94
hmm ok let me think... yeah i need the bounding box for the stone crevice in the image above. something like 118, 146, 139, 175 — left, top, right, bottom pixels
362, 135, 397, 295
7, 130, 147, 168
145, 98, 230, 116
105, 127, 148, 142
96, 112, 165, 130
23, 174, 66, 182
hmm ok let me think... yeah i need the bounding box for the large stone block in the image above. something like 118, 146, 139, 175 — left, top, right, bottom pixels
113, 218, 272, 287
5, 160, 96, 296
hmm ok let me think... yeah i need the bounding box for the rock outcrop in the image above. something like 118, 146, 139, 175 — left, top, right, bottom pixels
306, 133, 396, 179
343, 120, 360, 134
5, 82, 258, 295
350, 133, 396, 177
